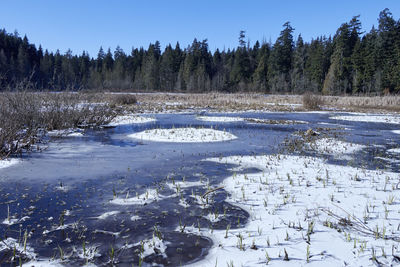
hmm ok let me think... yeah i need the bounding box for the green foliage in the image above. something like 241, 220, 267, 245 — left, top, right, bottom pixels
0, 9, 399, 94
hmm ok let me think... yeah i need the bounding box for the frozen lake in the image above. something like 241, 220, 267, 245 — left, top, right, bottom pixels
1, 111, 399, 266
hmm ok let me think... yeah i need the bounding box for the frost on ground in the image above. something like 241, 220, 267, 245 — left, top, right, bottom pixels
184, 154, 400, 267
0, 158, 19, 169
110, 189, 164, 205
331, 114, 400, 124
128, 127, 237, 143
308, 138, 365, 156
196, 116, 245, 122
106, 115, 156, 126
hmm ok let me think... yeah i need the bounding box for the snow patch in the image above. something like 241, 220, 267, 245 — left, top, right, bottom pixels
67, 132, 83, 137
139, 236, 169, 258
107, 115, 156, 126
2, 216, 30, 226
128, 127, 237, 143
22, 260, 63, 267
387, 148, 400, 154
309, 138, 365, 155
246, 118, 308, 125
131, 215, 141, 221
110, 189, 164, 205
48, 128, 83, 137
95, 211, 120, 220
196, 116, 245, 122
0, 158, 19, 169
331, 114, 400, 124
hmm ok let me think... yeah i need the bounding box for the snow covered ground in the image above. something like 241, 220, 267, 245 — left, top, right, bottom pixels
106, 115, 156, 126
331, 114, 400, 124
128, 127, 237, 143
184, 153, 400, 266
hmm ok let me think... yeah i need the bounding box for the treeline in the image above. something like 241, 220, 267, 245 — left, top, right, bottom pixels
0, 9, 399, 94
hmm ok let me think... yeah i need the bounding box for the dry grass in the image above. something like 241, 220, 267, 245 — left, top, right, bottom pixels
102, 92, 400, 113
126, 93, 302, 113
108, 93, 138, 106
322, 95, 400, 112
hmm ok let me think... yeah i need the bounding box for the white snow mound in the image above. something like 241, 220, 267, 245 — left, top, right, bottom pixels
107, 115, 156, 126
128, 127, 237, 143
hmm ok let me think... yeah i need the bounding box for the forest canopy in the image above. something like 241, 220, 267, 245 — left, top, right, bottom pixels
0, 9, 399, 95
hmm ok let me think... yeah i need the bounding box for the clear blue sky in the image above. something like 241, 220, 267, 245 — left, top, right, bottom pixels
1, 0, 399, 57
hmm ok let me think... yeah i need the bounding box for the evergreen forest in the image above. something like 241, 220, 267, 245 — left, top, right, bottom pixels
0, 9, 399, 95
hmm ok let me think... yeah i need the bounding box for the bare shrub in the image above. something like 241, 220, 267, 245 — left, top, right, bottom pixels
109, 93, 138, 106
302, 92, 323, 110
40, 93, 115, 130
0, 92, 42, 158
0, 91, 116, 158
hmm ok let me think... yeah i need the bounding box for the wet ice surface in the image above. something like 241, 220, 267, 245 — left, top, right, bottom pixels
0, 112, 399, 266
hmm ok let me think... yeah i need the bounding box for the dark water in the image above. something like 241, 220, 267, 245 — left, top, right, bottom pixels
0, 112, 399, 266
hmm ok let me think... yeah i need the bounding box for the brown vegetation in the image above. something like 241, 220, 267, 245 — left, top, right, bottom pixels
0, 92, 116, 158
121, 92, 400, 113
302, 92, 324, 110
108, 93, 138, 106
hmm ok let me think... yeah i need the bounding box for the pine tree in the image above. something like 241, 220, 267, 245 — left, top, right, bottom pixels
269, 22, 294, 92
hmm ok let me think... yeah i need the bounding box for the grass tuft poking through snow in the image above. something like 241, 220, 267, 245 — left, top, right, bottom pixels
184, 153, 400, 266
308, 138, 365, 156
